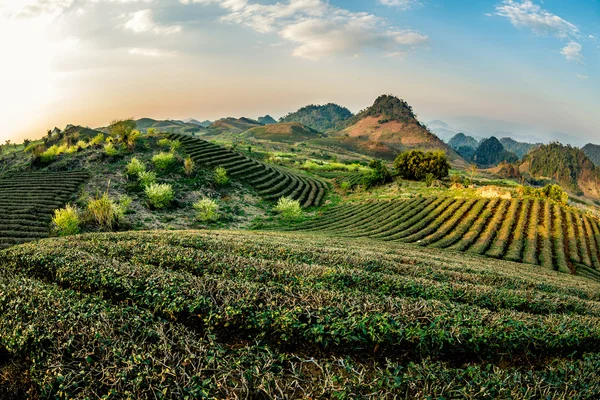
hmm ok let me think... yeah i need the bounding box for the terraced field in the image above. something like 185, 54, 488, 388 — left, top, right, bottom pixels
312, 170, 366, 189
170, 133, 327, 207
295, 196, 600, 279
2, 229, 600, 398
0, 171, 88, 249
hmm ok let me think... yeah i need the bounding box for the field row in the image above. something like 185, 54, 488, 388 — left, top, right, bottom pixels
169, 133, 327, 207
295, 196, 600, 278
2, 229, 600, 397
0, 171, 88, 249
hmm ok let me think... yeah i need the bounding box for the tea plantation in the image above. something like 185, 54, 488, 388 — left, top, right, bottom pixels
296, 197, 600, 280
1, 229, 600, 398
170, 133, 327, 207
0, 171, 88, 249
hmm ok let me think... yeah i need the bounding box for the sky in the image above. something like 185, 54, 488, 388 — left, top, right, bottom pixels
0, 0, 598, 145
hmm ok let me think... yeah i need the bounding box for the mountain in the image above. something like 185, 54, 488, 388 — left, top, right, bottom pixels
280, 103, 353, 132
257, 115, 277, 125
426, 120, 459, 142
499, 137, 539, 159
339, 95, 465, 165
448, 133, 478, 150
207, 117, 263, 134
520, 143, 600, 197
473, 137, 518, 167
184, 118, 212, 128
134, 118, 205, 134
582, 143, 600, 166
245, 122, 323, 143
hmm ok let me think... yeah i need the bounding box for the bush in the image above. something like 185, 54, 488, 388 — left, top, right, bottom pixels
76, 140, 88, 149
126, 157, 146, 176
145, 183, 174, 209
52, 205, 80, 236
87, 193, 121, 230
40, 145, 60, 163
214, 167, 229, 186
169, 140, 181, 152
104, 143, 119, 157
90, 133, 105, 146
394, 150, 450, 181
193, 197, 219, 222
184, 156, 195, 177
138, 171, 157, 187
340, 181, 351, 192
519, 184, 569, 204
274, 197, 303, 221
157, 138, 171, 148
425, 173, 435, 187
362, 159, 392, 189
152, 152, 176, 170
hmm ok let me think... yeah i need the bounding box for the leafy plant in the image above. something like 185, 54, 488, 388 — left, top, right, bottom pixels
214, 167, 229, 186
138, 171, 157, 187
125, 157, 146, 176
145, 183, 174, 209
104, 143, 119, 157
274, 197, 303, 221
394, 150, 450, 181
87, 193, 121, 230
52, 205, 80, 236
193, 197, 219, 222
184, 156, 195, 177
90, 133, 105, 146
152, 152, 176, 170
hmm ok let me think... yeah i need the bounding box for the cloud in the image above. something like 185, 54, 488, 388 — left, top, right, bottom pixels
124, 9, 182, 34
129, 47, 175, 57
378, 0, 421, 10
181, 0, 428, 59
494, 0, 579, 38
576, 74, 588, 80
561, 41, 583, 63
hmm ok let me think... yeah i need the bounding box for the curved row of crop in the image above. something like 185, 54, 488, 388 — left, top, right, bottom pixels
170, 133, 326, 207
295, 196, 600, 277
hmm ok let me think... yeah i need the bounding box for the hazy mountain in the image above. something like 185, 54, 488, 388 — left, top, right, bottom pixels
184, 118, 213, 127
448, 133, 478, 150
582, 143, 600, 167
280, 103, 353, 132
499, 137, 539, 159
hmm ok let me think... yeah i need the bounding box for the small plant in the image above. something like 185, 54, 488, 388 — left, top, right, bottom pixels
214, 167, 229, 186
88, 193, 120, 230
425, 173, 435, 188
126, 157, 146, 176
193, 197, 219, 222
184, 156, 195, 177
104, 143, 119, 157
76, 140, 88, 149
152, 152, 176, 170
90, 133, 105, 146
138, 171, 157, 187
157, 138, 171, 148
340, 181, 351, 192
40, 145, 60, 163
274, 197, 303, 221
116, 195, 132, 216
52, 205, 80, 236
169, 140, 181, 152
145, 183, 174, 209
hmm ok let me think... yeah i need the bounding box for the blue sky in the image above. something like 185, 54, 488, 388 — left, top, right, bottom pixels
0, 0, 598, 144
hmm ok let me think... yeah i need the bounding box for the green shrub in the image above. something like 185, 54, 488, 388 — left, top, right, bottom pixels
340, 181, 351, 192
145, 183, 174, 209
152, 152, 176, 170
40, 145, 60, 163
90, 133, 105, 146
116, 195, 132, 216
193, 197, 219, 222
157, 138, 171, 148
87, 193, 120, 230
52, 205, 80, 236
362, 159, 392, 189
394, 150, 450, 181
541, 184, 569, 204
214, 167, 229, 186
274, 197, 303, 221
184, 156, 195, 177
425, 173, 435, 187
138, 171, 157, 187
104, 143, 119, 157
170, 140, 181, 152
126, 157, 146, 176
76, 140, 88, 149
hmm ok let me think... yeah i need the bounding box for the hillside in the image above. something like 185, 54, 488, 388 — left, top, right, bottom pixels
448, 132, 478, 150
473, 137, 518, 167
340, 95, 465, 165
257, 115, 277, 125
3, 229, 600, 397
207, 117, 263, 134
582, 143, 600, 166
134, 118, 205, 134
521, 143, 600, 197
244, 122, 324, 142
500, 137, 538, 159
280, 103, 353, 132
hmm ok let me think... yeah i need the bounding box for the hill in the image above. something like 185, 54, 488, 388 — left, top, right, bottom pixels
582, 143, 600, 166
448, 133, 478, 150
257, 115, 277, 125
133, 118, 205, 134
340, 95, 465, 165
3, 229, 600, 397
184, 118, 212, 127
521, 143, 600, 197
244, 122, 323, 143
280, 103, 353, 132
473, 137, 518, 167
500, 137, 538, 159
207, 117, 263, 134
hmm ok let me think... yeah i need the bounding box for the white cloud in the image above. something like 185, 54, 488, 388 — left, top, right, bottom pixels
378, 0, 421, 10
494, 0, 579, 38
181, 0, 428, 59
129, 47, 175, 57
576, 74, 588, 80
124, 9, 182, 34
561, 41, 583, 63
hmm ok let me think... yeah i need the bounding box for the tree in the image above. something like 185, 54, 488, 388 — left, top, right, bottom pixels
108, 119, 137, 149
468, 164, 478, 183
394, 150, 450, 181
362, 159, 393, 189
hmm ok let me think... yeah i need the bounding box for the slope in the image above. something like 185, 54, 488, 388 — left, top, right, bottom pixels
207, 117, 263, 134
280, 103, 353, 132
582, 143, 600, 167
244, 122, 324, 143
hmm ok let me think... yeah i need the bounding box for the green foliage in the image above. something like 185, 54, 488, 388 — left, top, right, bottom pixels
138, 171, 157, 187
519, 184, 569, 204
145, 183, 174, 209
40, 145, 62, 163
87, 193, 121, 230
125, 157, 146, 176
193, 197, 219, 222
349, 94, 417, 125
183, 156, 195, 177
104, 142, 119, 157
108, 119, 137, 148
90, 133, 105, 146
394, 150, 450, 181
362, 159, 393, 189
274, 197, 303, 221
157, 138, 171, 148
52, 205, 80, 236
339, 181, 351, 192
152, 152, 176, 170
424, 173, 435, 187
474, 137, 518, 166
279, 103, 353, 132
169, 139, 181, 152
213, 166, 229, 186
